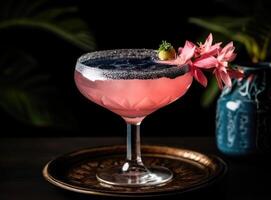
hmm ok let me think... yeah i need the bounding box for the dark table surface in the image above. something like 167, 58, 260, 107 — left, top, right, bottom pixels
1, 137, 270, 200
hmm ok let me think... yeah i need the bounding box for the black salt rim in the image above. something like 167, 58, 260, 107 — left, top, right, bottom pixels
76, 49, 189, 79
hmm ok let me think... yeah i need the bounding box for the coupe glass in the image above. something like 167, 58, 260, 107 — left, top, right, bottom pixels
74, 49, 193, 187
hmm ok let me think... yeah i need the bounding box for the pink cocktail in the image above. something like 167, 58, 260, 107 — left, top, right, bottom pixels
75, 49, 193, 187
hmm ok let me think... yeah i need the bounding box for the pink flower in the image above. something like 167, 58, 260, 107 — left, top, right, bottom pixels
190, 55, 218, 87
189, 61, 208, 87
157, 33, 240, 89
196, 33, 221, 57
213, 42, 237, 89
159, 40, 217, 87
159, 41, 205, 86
218, 41, 237, 62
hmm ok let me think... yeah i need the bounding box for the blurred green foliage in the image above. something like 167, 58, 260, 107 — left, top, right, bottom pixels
189, 0, 271, 107
0, 0, 95, 128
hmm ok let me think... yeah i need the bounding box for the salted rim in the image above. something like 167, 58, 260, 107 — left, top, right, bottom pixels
75, 49, 189, 80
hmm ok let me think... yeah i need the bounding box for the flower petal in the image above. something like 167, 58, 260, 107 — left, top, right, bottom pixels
208, 42, 222, 54
193, 68, 208, 87
193, 56, 218, 69
227, 68, 243, 79
178, 47, 183, 54
199, 48, 218, 57
220, 42, 237, 61
220, 70, 232, 87
214, 70, 224, 89
225, 52, 236, 62
185, 40, 196, 48
197, 35, 221, 57
221, 42, 234, 55
180, 43, 196, 63
204, 33, 213, 48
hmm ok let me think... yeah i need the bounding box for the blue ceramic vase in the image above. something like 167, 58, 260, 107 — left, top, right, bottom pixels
216, 62, 271, 156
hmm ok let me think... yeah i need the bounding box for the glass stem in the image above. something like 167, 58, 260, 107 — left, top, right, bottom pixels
126, 123, 142, 164
121, 123, 148, 175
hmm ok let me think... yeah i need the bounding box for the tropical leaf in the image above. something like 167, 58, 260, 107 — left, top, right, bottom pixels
0, 0, 95, 128
0, 0, 95, 50
189, 15, 271, 63
0, 49, 75, 127
189, 17, 261, 62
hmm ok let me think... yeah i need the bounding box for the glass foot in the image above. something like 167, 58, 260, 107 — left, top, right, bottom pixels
96, 166, 173, 187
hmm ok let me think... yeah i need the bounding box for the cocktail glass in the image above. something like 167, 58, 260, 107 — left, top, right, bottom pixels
74, 49, 193, 187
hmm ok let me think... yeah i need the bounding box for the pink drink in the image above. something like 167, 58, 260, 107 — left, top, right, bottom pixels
75, 72, 192, 123
74, 49, 193, 187
75, 49, 193, 124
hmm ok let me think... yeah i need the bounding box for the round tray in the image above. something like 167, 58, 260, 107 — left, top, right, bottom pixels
43, 145, 227, 197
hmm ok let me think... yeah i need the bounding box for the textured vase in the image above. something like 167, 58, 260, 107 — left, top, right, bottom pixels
216, 62, 271, 156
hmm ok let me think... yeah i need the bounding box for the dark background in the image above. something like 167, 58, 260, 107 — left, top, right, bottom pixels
0, 0, 262, 137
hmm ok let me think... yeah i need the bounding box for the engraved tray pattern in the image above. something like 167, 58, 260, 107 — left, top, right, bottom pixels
43, 145, 227, 197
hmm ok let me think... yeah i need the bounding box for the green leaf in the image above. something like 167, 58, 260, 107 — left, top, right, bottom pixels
0, 50, 75, 128
189, 3, 271, 107
189, 16, 271, 62
158, 41, 174, 51
0, 0, 95, 50
189, 17, 262, 62
0, 0, 95, 127
34, 7, 78, 20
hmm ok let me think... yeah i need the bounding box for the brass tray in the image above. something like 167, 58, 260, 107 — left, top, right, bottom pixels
43, 145, 227, 197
